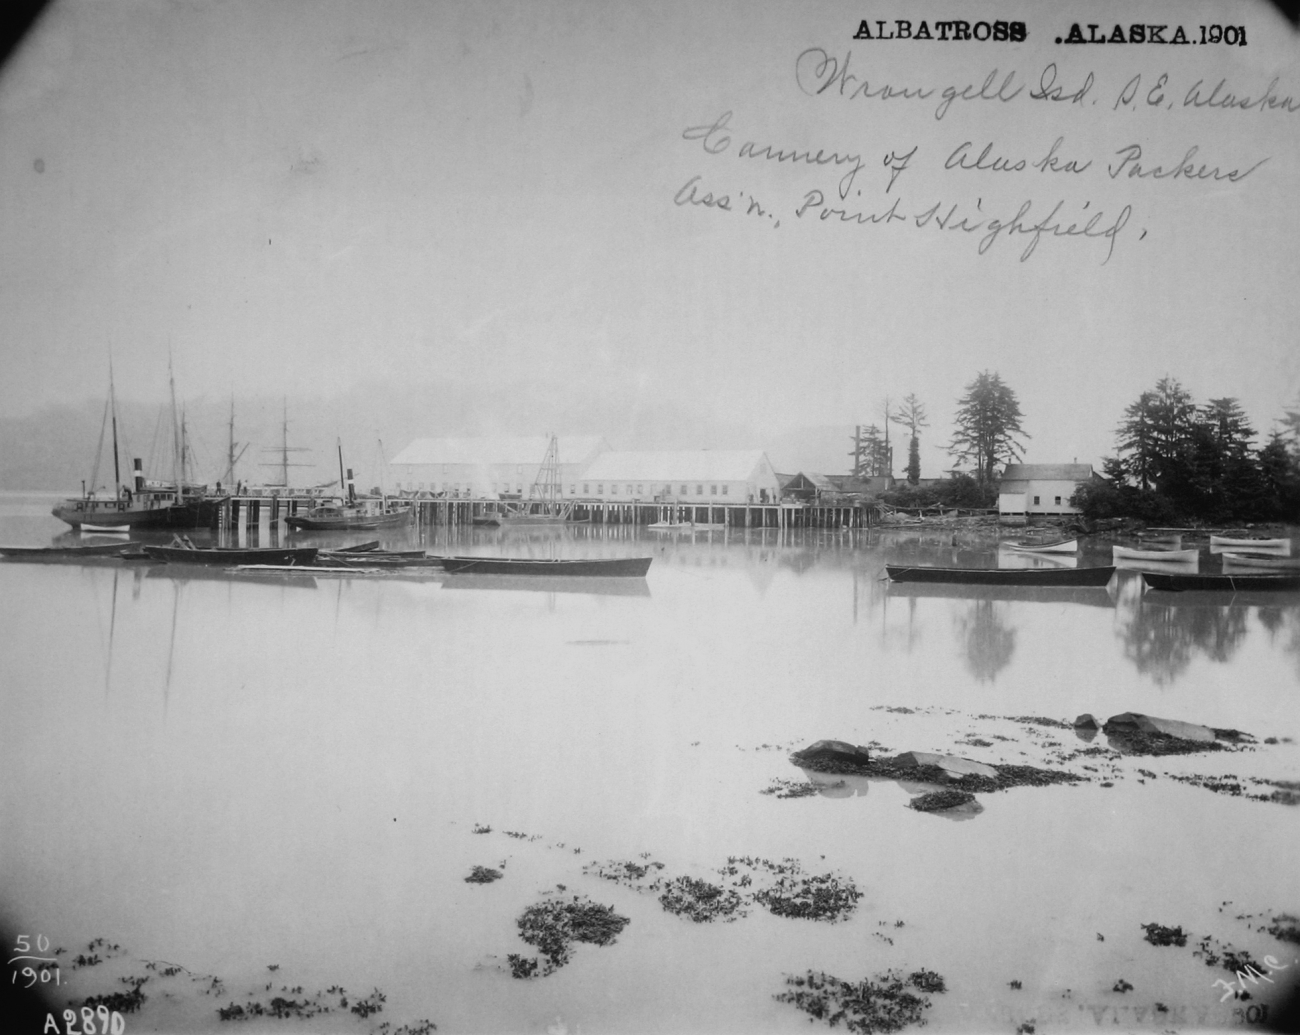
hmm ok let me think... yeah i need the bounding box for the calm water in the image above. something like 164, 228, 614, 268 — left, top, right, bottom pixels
2, 492, 1297, 1033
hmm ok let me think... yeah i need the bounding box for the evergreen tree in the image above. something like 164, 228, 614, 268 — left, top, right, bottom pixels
890, 393, 929, 485
948, 372, 1028, 484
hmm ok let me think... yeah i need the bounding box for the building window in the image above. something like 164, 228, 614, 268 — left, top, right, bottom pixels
516, 483, 522, 494
597, 484, 603, 494
1033, 495, 1040, 506
722, 485, 729, 496
627, 484, 633, 495
569, 484, 576, 495
636, 484, 643, 495
710, 484, 717, 495
681, 485, 688, 495
583, 483, 589, 494
696, 484, 703, 495
1054, 496, 1062, 506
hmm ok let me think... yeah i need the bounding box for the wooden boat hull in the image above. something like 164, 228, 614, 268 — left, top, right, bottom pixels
439, 556, 652, 577
1112, 546, 1200, 562
1, 541, 142, 559
142, 545, 319, 566
1003, 537, 1078, 553
284, 508, 413, 531
1209, 536, 1291, 555
1142, 571, 1300, 593
1220, 552, 1300, 570
884, 564, 1115, 586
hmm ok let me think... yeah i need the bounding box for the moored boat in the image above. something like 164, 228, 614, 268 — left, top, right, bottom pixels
1, 541, 142, 560
1112, 546, 1200, 563
1002, 537, 1078, 553
142, 543, 319, 566
439, 556, 652, 577
1141, 571, 1300, 593
884, 564, 1115, 586
1209, 535, 1291, 555
1219, 552, 1300, 571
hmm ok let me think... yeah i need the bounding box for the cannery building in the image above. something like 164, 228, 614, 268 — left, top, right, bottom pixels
574, 450, 782, 504
389, 436, 609, 498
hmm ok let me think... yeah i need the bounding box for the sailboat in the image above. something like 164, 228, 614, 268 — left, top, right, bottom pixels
52, 363, 190, 530
284, 441, 414, 531
499, 436, 575, 526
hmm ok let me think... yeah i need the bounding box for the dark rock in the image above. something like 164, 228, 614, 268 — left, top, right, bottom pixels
791, 740, 870, 767
1073, 714, 1099, 729
1104, 712, 1215, 743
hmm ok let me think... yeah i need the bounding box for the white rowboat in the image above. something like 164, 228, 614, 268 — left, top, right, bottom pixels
1209, 536, 1291, 555
1113, 546, 1200, 563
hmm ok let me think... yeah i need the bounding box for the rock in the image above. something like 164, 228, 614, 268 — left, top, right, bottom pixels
1073, 714, 1099, 729
1104, 712, 1215, 743
792, 740, 870, 766
894, 751, 998, 779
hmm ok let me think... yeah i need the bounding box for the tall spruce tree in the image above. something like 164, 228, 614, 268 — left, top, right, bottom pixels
948, 372, 1028, 484
890, 393, 929, 485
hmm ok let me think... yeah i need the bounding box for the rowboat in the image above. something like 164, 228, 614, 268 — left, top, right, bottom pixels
1209, 535, 1291, 555
648, 521, 727, 532
1112, 546, 1200, 563
1, 541, 142, 560
1142, 571, 1300, 593
439, 556, 652, 577
1219, 552, 1300, 571
1136, 533, 1182, 548
142, 544, 319, 566
1001, 537, 1078, 553
884, 564, 1115, 586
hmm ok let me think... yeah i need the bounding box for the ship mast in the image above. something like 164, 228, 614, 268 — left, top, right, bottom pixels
337, 439, 346, 504
168, 354, 183, 493
109, 355, 121, 493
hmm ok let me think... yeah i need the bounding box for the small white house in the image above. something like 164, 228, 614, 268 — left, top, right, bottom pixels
389, 436, 609, 498
998, 463, 1095, 520
575, 450, 782, 503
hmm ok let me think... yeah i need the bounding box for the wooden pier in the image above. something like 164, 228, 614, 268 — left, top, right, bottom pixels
211, 495, 875, 532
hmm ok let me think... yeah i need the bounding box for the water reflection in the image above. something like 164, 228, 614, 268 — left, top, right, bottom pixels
955, 598, 1016, 683
441, 575, 650, 598
1114, 584, 1259, 686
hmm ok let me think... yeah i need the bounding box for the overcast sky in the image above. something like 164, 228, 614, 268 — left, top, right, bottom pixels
2, 0, 1297, 477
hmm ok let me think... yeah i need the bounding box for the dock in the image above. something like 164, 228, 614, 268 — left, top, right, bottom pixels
212, 495, 875, 532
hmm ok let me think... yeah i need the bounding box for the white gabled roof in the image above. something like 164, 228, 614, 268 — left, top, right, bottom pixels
390, 436, 608, 466
580, 450, 774, 482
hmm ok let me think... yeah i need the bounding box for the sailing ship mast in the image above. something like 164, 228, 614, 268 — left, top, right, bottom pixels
222, 395, 248, 487
109, 356, 121, 494
258, 397, 312, 489
167, 354, 187, 494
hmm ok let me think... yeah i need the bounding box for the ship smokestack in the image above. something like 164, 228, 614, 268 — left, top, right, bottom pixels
133, 458, 144, 492
346, 468, 356, 503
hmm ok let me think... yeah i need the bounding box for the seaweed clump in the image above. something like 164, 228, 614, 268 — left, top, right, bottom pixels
1268, 914, 1300, 944
754, 867, 864, 923
1141, 923, 1188, 947
761, 778, 826, 799
908, 790, 976, 813
658, 876, 747, 923
464, 866, 503, 884
775, 968, 944, 1033
82, 978, 148, 1015
508, 894, 630, 978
